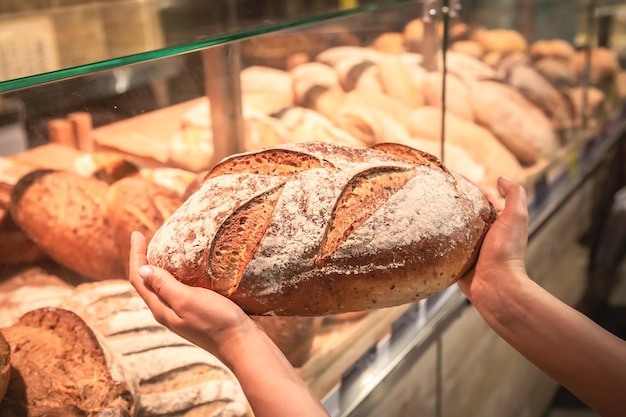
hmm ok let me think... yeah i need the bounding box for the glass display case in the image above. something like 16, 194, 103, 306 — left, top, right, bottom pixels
0, 1, 625, 417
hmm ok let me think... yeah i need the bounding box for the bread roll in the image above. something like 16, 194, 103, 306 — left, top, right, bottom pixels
146, 142, 496, 316
377, 55, 423, 107
334, 104, 412, 145
371, 32, 406, 53
344, 90, 414, 130
444, 51, 498, 82
275, 107, 365, 148
450, 40, 484, 59
408, 106, 524, 185
0, 308, 136, 416
10, 170, 125, 281
502, 63, 576, 130
334, 57, 384, 93
400, 137, 486, 187
467, 80, 559, 165
529, 39, 576, 62
423, 71, 474, 121
471, 28, 527, 54
533, 56, 578, 88
315, 46, 382, 67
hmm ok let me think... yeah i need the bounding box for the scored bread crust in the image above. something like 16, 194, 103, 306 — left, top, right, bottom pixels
147, 142, 496, 316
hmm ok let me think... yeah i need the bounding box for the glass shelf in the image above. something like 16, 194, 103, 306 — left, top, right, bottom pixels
0, 0, 417, 93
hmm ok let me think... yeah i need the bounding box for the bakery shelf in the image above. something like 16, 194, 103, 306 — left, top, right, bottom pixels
0, 0, 420, 93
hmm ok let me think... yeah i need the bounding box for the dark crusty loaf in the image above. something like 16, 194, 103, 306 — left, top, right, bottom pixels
0, 307, 135, 417
147, 142, 496, 316
10, 170, 125, 281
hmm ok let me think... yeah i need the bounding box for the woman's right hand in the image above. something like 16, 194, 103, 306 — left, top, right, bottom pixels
457, 177, 530, 309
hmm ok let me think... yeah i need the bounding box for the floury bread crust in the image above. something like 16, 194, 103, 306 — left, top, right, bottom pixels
147, 142, 496, 316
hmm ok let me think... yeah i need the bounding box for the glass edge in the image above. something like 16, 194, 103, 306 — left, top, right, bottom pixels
0, 0, 417, 94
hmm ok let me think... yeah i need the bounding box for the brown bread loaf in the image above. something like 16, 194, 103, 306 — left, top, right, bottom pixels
0, 159, 48, 265
0, 308, 136, 417
0, 331, 9, 404
147, 142, 496, 316
106, 177, 184, 274
10, 170, 125, 281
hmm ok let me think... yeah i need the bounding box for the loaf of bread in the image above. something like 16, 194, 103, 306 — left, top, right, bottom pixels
0, 331, 9, 405
467, 80, 559, 165
64, 280, 250, 417
10, 170, 126, 281
0, 308, 136, 416
408, 106, 524, 185
0, 267, 74, 327
147, 142, 496, 316
106, 177, 184, 274
0, 158, 48, 265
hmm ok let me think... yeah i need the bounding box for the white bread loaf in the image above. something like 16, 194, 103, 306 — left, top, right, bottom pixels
147, 142, 496, 316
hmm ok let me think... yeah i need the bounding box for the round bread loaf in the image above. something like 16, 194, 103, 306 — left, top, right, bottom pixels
10, 170, 125, 281
147, 142, 496, 316
0, 307, 136, 416
0, 331, 9, 405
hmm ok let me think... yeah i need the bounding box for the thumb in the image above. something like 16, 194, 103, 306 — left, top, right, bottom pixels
137, 264, 189, 309
496, 177, 528, 225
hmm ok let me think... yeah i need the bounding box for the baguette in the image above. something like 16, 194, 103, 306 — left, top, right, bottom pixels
147, 142, 496, 316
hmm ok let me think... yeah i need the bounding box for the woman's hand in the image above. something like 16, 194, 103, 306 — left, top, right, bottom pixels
128, 231, 257, 366
129, 231, 331, 417
457, 177, 530, 308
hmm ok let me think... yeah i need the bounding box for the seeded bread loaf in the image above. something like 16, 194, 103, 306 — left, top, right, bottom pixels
147, 142, 496, 316
0, 308, 136, 417
10, 170, 125, 281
